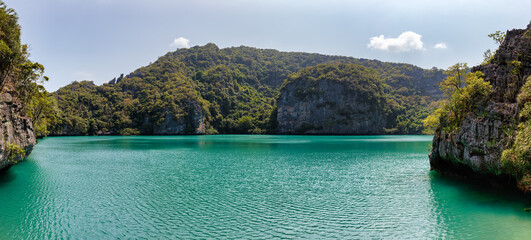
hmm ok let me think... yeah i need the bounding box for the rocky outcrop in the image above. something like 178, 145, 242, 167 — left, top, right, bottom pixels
108, 73, 125, 85
0, 91, 36, 171
152, 101, 206, 134
430, 103, 517, 175
276, 64, 387, 134
430, 23, 531, 188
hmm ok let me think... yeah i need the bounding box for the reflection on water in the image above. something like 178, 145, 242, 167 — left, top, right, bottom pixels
0, 170, 16, 184
429, 171, 531, 239
0, 135, 529, 238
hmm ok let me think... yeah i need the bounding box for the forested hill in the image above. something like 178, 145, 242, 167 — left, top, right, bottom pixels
50, 43, 444, 135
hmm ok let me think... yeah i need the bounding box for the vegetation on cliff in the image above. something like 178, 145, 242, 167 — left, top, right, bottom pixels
284, 64, 385, 100
423, 63, 492, 134
0, 1, 51, 168
428, 24, 531, 192
276, 63, 388, 134
501, 76, 531, 190
49, 44, 444, 135
0, 1, 53, 136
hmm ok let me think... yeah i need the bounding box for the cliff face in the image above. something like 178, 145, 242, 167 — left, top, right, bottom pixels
276, 64, 387, 134
430, 23, 531, 188
277, 80, 386, 134
0, 91, 36, 171
152, 102, 206, 135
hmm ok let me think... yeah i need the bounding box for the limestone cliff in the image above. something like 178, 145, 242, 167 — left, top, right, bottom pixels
0, 91, 36, 171
152, 102, 206, 135
276, 64, 387, 134
429, 23, 531, 190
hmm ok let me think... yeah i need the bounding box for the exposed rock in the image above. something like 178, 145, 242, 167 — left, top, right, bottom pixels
152, 101, 206, 134
0, 91, 36, 171
276, 64, 387, 134
116, 73, 124, 84
108, 73, 125, 85
430, 23, 531, 188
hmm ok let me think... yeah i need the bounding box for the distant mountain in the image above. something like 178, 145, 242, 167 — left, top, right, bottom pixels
50, 44, 444, 135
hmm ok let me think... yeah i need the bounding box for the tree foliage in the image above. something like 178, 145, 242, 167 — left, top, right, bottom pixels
0, 1, 22, 87
483, 30, 507, 64
51, 44, 445, 135
501, 76, 531, 189
0, 1, 53, 137
423, 63, 492, 133
488, 31, 506, 45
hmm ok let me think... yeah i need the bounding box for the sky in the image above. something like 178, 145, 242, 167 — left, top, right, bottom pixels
4, 0, 531, 91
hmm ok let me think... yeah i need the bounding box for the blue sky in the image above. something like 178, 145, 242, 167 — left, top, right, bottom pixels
5, 0, 531, 91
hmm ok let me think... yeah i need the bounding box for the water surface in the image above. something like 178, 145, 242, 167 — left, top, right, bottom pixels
0, 135, 530, 238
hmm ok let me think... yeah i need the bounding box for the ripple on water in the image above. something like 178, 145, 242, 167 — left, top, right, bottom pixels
0, 135, 530, 239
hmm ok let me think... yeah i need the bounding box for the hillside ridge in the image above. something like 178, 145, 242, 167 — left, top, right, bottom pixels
49, 44, 444, 136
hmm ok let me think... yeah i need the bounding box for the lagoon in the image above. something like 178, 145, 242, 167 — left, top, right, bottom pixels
0, 135, 530, 238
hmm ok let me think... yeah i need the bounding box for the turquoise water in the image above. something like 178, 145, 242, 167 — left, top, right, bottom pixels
0, 135, 530, 239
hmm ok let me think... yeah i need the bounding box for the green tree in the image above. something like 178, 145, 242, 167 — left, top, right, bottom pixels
0, 1, 22, 88
424, 63, 492, 133
439, 63, 467, 98
25, 84, 56, 136
501, 76, 531, 189
488, 30, 506, 45
483, 30, 507, 64
0, 1, 55, 137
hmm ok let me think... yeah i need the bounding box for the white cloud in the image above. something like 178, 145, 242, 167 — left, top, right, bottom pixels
170, 37, 190, 48
368, 31, 425, 52
434, 42, 447, 49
